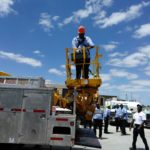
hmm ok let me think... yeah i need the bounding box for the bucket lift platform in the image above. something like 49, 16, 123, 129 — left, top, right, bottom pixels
65, 46, 102, 93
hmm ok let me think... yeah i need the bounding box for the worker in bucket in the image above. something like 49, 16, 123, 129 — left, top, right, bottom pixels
72, 25, 94, 79
130, 104, 149, 150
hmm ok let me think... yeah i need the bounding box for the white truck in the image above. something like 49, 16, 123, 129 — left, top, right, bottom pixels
143, 107, 150, 128
0, 76, 101, 149
0, 85, 76, 149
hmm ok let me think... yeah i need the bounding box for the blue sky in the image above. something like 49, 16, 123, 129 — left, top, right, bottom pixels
0, 0, 150, 104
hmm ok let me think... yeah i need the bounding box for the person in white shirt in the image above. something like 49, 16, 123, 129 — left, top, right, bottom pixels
130, 104, 149, 150
72, 25, 94, 79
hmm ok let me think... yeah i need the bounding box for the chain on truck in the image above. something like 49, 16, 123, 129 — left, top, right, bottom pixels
0, 46, 103, 149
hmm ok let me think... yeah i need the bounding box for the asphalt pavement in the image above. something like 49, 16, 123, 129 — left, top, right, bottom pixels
72, 125, 150, 150
4, 125, 150, 150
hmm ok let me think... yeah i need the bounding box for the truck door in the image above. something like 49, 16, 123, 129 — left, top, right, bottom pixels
18, 89, 52, 144
0, 88, 23, 143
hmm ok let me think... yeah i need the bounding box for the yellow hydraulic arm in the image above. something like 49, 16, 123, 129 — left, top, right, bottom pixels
65, 46, 102, 117
0, 71, 11, 76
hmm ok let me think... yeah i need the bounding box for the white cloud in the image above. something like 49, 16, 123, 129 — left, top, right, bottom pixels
61, 64, 75, 70
102, 0, 113, 7
102, 42, 118, 51
39, 13, 53, 32
133, 23, 150, 39
110, 69, 138, 80
33, 50, 40, 54
39, 13, 60, 32
0, 0, 16, 17
59, 0, 113, 27
138, 45, 150, 58
125, 26, 133, 32
101, 82, 110, 88
33, 50, 44, 57
59, 5, 93, 26
123, 52, 147, 67
94, 1, 150, 28
86, 0, 113, 8
52, 16, 59, 21
108, 45, 150, 68
73, 7, 93, 21
101, 73, 111, 82
117, 84, 150, 93
109, 52, 128, 58
48, 68, 64, 76
0, 50, 42, 67
60, 64, 65, 69
108, 53, 147, 67
144, 65, 150, 76
58, 16, 74, 27
118, 26, 134, 34
131, 80, 150, 87
100, 81, 150, 104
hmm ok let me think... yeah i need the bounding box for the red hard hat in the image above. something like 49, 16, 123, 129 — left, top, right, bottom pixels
78, 25, 85, 33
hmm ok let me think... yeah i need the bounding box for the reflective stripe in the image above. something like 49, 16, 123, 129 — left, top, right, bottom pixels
33, 109, 46, 113
50, 137, 63, 140
0, 108, 46, 113
56, 118, 68, 122
11, 108, 26, 112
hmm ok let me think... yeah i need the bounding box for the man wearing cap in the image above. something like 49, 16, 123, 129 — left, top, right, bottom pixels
130, 104, 149, 150
72, 25, 94, 79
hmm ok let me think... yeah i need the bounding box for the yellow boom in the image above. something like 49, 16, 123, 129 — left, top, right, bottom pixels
0, 71, 11, 76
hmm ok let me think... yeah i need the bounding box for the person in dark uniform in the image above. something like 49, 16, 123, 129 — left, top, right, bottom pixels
92, 103, 103, 139
130, 104, 149, 150
120, 104, 127, 135
115, 104, 121, 132
104, 106, 111, 133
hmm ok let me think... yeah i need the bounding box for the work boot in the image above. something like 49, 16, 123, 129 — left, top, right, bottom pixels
131, 146, 136, 150
131, 144, 137, 150
131, 148, 136, 150
145, 146, 149, 150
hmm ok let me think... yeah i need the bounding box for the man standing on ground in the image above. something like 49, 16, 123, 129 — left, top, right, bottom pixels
115, 104, 121, 132
92, 103, 103, 139
120, 104, 127, 135
104, 105, 111, 133
130, 104, 149, 150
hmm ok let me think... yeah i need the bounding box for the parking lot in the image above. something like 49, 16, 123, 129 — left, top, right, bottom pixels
4, 125, 149, 150
64, 125, 150, 150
